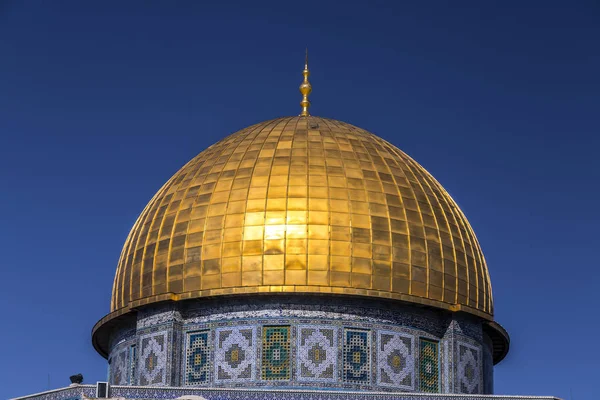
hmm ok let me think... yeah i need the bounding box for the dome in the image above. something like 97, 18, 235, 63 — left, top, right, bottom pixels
109, 116, 493, 319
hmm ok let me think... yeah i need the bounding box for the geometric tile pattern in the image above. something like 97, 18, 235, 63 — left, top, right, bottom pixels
262, 326, 291, 380
110, 346, 129, 385
297, 325, 337, 382
457, 342, 480, 394
343, 329, 370, 384
106, 309, 488, 392
139, 332, 168, 386
185, 330, 211, 385
377, 330, 414, 389
419, 339, 439, 393
215, 327, 257, 382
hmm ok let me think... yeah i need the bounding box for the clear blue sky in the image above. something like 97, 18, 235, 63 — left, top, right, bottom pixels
1, 2, 598, 399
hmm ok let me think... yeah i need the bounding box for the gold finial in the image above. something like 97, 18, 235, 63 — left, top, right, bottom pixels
299, 48, 312, 116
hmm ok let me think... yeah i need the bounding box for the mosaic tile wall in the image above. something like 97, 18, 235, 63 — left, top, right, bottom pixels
109, 346, 129, 385
139, 331, 168, 386
106, 300, 491, 393
107, 326, 136, 386
377, 330, 414, 390
297, 325, 337, 382
439, 313, 485, 394
180, 296, 453, 339
185, 330, 211, 385
262, 326, 292, 380
419, 339, 439, 393
215, 326, 257, 382
343, 329, 370, 384
457, 341, 481, 394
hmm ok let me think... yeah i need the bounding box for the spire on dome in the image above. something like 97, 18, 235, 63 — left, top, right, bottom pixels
299, 48, 312, 116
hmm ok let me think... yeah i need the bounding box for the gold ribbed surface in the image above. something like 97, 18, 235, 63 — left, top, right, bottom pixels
111, 117, 493, 317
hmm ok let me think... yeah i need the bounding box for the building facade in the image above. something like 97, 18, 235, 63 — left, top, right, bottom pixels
13, 62, 557, 400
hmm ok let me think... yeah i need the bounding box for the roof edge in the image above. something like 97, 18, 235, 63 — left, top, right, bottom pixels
483, 320, 510, 364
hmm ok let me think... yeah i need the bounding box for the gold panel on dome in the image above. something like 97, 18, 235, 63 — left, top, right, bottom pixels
111, 117, 493, 318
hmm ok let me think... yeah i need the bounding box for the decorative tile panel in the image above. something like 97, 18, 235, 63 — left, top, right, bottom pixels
185, 330, 211, 385
457, 341, 481, 394
419, 339, 439, 393
262, 326, 291, 380
110, 346, 129, 385
215, 326, 257, 383
377, 330, 414, 390
139, 332, 168, 386
343, 329, 370, 384
297, 325, 337, 382
103, 300, 491, 392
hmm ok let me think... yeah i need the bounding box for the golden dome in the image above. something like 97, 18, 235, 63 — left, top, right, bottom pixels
110, 116, 493, 319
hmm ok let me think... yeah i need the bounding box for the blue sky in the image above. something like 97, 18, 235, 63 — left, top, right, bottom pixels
1, 2, 598, 399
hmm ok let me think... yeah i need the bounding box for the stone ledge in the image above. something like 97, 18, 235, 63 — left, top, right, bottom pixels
11, 384, 561, 400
